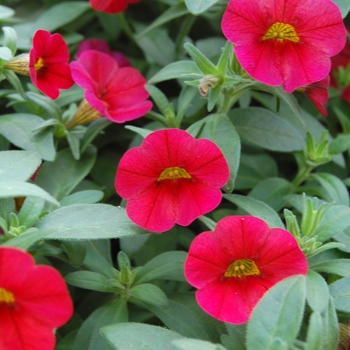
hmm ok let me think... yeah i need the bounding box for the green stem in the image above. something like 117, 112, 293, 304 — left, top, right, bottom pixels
291, 163, 314, 192
175, 15, 195, 60
116, 13, 137, 44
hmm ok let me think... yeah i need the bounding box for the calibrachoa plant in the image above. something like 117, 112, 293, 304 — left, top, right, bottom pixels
0, 0, 350, 349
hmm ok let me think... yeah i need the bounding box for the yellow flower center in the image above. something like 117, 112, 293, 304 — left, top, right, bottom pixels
224, 259, 260, 278
0, 287, 15, 305
263, 22, 299, 43
158, 167, 191, 181
34, 57, 45, 71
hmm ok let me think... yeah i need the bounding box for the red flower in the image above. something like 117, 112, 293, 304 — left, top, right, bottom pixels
0, 247, 73, 349
70, 50, 152, 123
76, 39, 131, 67
184, 216, 308, 324
221, 0, 346, 92
296, 76, 330, 117
115, 129, 230, 232
90, 0, 141, 14
29, 30, 74, 99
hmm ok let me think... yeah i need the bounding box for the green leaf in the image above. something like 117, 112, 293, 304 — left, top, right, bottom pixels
306, 270, 329, 313
124, 125, 153, 138
235, 153, 278, 190
61, 240, 87, 268
18, 196, 45, 228
101, 323, 182, 350
195, 114, 240, 193
229, 107, 304, 152
34, 2, 91, 32
184, 42, 220, 75
310, 173, 349, 206
74, 299, 128, 350
26, 92, 62, 120
305, 313, 323, 350
0, 181, 59, 206
146, 85, 174, 118
329, 134, 350, 154
247, 276, 306, 350
146, 299, 211, 340
80, 118, 111, 154
184, 0, 221, 15
0, 151, 41, 182
0, 6, 14, 19
2, 26, 17, 56
223, 193, 285, 228
136, 3, 188, 38
172, 338, 227, 350
129, 283, 168, 306
321, 297, 339, 350
223, 324, 246, 350
65, 271, 116, 292
36, 147, 96, 205
136, 251, 187, 284
332, 0, 350, 17
0, 113, 55, 161
248, 178, 292, 211
60, 190, 104, 206
310, 258, 350, 277
3, 69, 27, 99
2, 227, 53, 249
329, 276, 350, 312
66, 131, 81, 160
149, 61, 201, 84
35, 204, 148, 239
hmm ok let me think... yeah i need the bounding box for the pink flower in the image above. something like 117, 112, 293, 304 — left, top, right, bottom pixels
184, 216, 308, 324
0, 247, 73, 349
76, 39, 131, 67
296, 76, 330, 117
70, 50, 152, 123
222, 0, 346, 92
29, 30, 74, 99
90, 0, 141, 14
115, 129, 230, 232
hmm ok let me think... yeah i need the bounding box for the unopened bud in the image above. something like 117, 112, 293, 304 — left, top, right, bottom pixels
4, 54, 30, 76
199, 75, 222, 96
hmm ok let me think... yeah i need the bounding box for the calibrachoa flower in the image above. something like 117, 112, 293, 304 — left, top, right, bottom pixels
0, 246, 73, 349
76, 39, 131, 67
296, 76, 330, 117
184, 216, 308, 324
222, 0, 346, 92
4, 30, 74, 99
115, 129, 230, 232
90, 0, 141, 14
67, 50, 151, 128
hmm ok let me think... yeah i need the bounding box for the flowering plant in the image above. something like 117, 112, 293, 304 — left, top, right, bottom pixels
0, 0, 350, 349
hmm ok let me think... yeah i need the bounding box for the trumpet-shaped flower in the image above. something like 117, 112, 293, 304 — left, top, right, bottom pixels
115, 129, 230, 232
222, 0, 346, 92
90, 0, 141, 14
0, 247, 73, 349
29, 30, 74, 99
69, 50, 152, 124
184, 216, 308, 324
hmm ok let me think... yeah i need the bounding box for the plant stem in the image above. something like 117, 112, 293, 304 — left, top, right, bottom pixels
175, 15, 195, 60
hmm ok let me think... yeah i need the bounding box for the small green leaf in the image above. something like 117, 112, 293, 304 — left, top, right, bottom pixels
2, 26, 17, 56
65, 271, 116, 292
3, 69, 26, 99
66, 131, 81, 160
74, 299, 128, 350
101, 323, 181, 350
332, 0, 350, 17
18, 196, 45, 228
129, 283, 168, 306
0, 181, 59, 206
247, 276, 306, 350
329, 276, 350, 312
305, 312, 324, 350
26, 91, 62, 120
35, 204, 148, 239
149, 61, 201, 84
0, 151, 41, 182
184, 0, 221, 15
306, 270, 329, 313
223, 193, 285, 228
0, 5, 14, 19
61, 240, 87, 268
136, 251, 187, 284
310, 258, 350, 277
172, 338, 228, 350
60, 190, 104, 206
321, 297, 339, 350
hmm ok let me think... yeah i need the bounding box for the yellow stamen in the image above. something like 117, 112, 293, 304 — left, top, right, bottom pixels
158, 167, 191, 181
0, 287, 15, 305
224, 259, 260, 278
34, 57, 45, 71
263, 22, 299, 43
